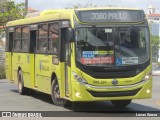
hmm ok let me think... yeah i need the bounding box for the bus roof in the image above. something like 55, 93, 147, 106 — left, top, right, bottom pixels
6, 9, 74, 27
6, 7, 143, 27
75, 7, 142, 11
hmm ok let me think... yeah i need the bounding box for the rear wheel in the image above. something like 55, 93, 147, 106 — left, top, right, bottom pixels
51, 79, 67, 106
111, 100, 132, 107
18, 70, 27, 95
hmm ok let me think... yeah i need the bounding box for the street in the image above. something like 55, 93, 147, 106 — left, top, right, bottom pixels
0, 76, 160, 117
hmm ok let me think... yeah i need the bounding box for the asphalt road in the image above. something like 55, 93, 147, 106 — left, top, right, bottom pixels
0, 76, 160, 117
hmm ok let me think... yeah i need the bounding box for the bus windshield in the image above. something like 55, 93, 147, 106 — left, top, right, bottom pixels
75, 26, 149, 66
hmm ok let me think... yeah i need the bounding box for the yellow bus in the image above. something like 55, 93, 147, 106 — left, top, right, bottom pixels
5, 8, 152, 107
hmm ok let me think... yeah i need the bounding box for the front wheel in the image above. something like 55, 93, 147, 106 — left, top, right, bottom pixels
18, 70, 27, 95
111, 100, 132, 107
51, 79, 67, 106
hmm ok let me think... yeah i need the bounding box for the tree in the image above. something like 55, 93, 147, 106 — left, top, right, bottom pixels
66, 3, 97, 9
65, 3, 117, 9
0, 0, 25, 40
151, 35, 160, 62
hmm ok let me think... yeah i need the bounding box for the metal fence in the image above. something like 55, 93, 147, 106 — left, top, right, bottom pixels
0, 46, 5, 66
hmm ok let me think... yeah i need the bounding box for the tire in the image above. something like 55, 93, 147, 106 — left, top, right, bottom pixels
18, 70, 27, 95
111, 100, 132, 107
51, 79, 67, 106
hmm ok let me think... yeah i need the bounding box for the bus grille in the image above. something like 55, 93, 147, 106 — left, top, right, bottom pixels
87, 88, 141, 97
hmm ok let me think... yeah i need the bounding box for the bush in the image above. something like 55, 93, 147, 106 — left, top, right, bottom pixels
0, 65, 6, 79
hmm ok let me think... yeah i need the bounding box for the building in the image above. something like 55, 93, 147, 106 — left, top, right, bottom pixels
147, 14, 160, 22
28, 7, 39, 13
147, 5, 160, 23
150, 23, 160, 36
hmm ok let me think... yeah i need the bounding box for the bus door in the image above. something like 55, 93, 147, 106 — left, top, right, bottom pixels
30, 30, 37, 88
8, 31, 14, 81
61, 27, 71, 96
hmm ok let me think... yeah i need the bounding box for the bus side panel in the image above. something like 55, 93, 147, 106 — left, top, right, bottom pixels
34, 54, 63, 95
30, 54, 35, 89
5, 52, 11, 80
12, 53, 31, 88
12, 53, 19, 84
35, 54, 52, 94
20, 53, 31, 88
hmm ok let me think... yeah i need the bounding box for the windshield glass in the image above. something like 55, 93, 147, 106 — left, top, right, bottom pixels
75, 26, 149, 66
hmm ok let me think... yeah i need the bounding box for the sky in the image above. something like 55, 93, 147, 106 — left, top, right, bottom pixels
13, 0, 160, 13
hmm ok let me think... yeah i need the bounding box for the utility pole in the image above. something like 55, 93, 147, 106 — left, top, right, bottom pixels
25, 0, 28, 16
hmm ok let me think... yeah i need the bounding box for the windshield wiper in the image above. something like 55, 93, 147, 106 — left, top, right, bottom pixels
121, 25, 134, 44
92, 24, 97, 35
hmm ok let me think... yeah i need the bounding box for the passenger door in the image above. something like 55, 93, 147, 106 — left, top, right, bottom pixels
30, 29, 37, 88
5, 30, 14, 81
61, 27, 71, 96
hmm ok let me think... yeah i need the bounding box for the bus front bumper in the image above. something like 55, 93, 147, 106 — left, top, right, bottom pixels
71, 79, 152, 101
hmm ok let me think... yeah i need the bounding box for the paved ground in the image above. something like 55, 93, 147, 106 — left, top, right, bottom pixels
0, 76, 160, 118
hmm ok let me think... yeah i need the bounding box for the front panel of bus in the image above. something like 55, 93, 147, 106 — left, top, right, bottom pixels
70, 9, 152, 101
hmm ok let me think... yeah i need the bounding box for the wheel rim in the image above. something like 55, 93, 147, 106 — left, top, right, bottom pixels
18, 73, 22, 93
53, 84, 66, 105
18, 73, 22, 92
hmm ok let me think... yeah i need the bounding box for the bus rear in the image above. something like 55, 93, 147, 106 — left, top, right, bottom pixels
70, 8, 152, 106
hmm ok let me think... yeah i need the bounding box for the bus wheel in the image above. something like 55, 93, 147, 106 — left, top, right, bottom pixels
111, 100, 132, 107
18, 70, 27, 95
51, 79, 67, 106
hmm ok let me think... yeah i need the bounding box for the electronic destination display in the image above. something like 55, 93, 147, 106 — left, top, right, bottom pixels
75, 10, 144, 23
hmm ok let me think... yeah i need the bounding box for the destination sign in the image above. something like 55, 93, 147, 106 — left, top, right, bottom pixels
75, 10, 144, 23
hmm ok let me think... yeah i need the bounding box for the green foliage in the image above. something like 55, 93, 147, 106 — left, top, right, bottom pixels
65, 3, 98, 9
151, 35, 159, 47
0, 65, 5, 79
0, 0, 25, 24
0, 0, 25, 39
151, 35, 159, 62
65, 3, 117, 9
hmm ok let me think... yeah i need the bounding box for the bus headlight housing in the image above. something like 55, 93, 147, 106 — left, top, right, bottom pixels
142, 72, 152, 82
72, 72, 88, 84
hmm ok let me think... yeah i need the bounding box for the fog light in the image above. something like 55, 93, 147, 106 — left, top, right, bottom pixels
144, 75, 150, 79
142, 72, 152, 82
76, 92, 80, 97
146, 89, 150, 94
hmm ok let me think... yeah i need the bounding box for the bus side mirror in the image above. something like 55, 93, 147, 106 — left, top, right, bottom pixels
68, 28, 75, 42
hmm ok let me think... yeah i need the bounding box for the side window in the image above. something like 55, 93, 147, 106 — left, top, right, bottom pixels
14, 27, 21, 51
48, 23, 59, 53
37, 24, 47, 53
22, 27, 29, 52
5, 29, 9, 52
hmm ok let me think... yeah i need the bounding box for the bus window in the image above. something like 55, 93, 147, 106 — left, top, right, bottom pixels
37, 24, 47, 53
48, 23, 59, 54
9, 32, 14, 52
14, 27, 21, 51
30, 31, 37, 53
5, 29, 9, 52
115, 27, 149, 64
22, 27, 29, 52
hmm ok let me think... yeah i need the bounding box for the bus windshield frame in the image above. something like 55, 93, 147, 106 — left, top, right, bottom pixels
75, 25, 150, 67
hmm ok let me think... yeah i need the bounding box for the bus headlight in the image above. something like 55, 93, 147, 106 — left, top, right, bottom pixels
72, 72, 88, 84
142, 72, 152, 82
